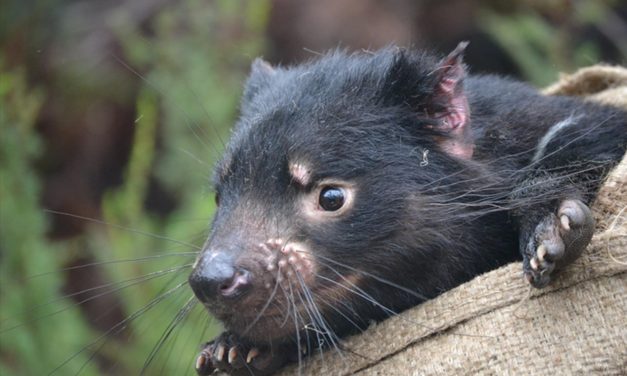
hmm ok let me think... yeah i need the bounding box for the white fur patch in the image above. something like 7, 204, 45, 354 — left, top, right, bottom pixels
289, 162, 311, 186
532, 114, 582, 163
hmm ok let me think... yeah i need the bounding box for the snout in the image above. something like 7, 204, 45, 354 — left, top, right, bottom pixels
189, 251, 252, 303
188, 239, 321, 339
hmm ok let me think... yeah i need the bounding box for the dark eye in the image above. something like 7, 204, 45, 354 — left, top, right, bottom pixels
319, 187, 345, 211
214, 192, 220, 206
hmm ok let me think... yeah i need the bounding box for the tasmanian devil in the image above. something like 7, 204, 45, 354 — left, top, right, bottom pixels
187, 42, 627, 375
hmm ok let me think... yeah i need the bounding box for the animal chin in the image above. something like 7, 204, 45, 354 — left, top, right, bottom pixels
216, 273, 364, 345
217, 308, 305, 343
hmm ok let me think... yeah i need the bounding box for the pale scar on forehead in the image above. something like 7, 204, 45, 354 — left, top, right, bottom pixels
289, 162, 311, 187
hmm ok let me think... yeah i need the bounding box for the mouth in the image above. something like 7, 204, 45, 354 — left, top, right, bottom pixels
205, 269, 364, 345
193, 237, 368, 344
208, 305, 299, 342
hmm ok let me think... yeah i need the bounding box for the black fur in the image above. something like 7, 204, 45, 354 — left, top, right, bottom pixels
189, 47, 626, 375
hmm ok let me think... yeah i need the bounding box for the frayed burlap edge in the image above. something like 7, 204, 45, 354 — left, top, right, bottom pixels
276, 65, 627, 376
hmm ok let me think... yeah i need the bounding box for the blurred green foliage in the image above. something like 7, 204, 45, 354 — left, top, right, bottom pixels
0, 64, 99, 376
1, 1, 268, 374
479, 0, 625, 85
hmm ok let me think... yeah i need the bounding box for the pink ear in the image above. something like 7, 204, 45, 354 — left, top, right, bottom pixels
431, 42, 473, 160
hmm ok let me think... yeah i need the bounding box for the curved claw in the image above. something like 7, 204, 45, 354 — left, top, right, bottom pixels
228, 347, 238, 364
195, 347, 216, 376
215, 344, 226, 362
537, 244, 547, 262
247, 348, 260, 364
560, 214, 570, 231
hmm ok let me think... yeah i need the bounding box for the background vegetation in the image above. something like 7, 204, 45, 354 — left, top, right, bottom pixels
2, 1, 268, 374
0, 0, 624, 374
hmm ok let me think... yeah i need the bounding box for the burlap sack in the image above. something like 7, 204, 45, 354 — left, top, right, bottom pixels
276, 66, 627, 376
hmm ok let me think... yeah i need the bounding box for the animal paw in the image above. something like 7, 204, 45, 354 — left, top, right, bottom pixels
522, 199, 594, 288
195, 332, 285, 376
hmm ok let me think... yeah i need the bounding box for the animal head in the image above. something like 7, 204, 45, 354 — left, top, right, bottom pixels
188, 43, 484, 344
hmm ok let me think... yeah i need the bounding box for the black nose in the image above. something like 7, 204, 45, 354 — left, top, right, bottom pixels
189, 252, 252, 303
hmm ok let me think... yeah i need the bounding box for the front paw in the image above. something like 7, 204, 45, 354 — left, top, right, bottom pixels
195, 332, 286, 376
522, 199, 594, 288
